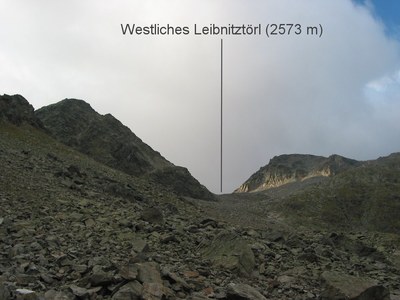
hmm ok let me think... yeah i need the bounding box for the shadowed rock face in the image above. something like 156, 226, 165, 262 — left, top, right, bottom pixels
147, 166, 215, 201
35, 98, 214, 200
235, 153, 361, 193
0, 94, 44, 128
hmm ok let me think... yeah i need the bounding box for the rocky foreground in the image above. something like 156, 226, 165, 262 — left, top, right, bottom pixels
1, 127, 399, 300
1, 95, 400, 299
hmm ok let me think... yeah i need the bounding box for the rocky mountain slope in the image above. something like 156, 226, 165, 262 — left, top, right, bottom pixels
234, 152, 400, 233
235, 154, 362, 193
35, 99, 171, 176
1, 93, 400, 299
34, 97, 214, 200
271, 152, 400, 233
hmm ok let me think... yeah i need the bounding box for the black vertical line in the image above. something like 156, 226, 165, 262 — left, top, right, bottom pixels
220, 39, 223, 193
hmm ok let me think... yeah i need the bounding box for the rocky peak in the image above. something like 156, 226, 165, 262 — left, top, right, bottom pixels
0, 94, 43, 128
35, 98, 214, 200
323, 154, 361, 175
235, 153, 361, 193
35, 98, 173, 175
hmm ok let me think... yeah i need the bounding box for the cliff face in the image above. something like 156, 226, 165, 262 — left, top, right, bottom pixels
235, 154, 361, 193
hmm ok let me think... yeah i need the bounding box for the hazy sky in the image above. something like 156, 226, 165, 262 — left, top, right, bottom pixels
1, 0, 400, 193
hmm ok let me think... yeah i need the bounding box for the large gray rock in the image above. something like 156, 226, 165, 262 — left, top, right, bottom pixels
44, 290, 75, 300
226, 283, 266, 300
136, 262, 162, 284
202, 231, 255, 276
69, 285, 101, 298
89, 269, 114, 287
140, 207, 164, 224
120, 263, 139, 281
320, 271, 390, 300
15, 289, 38, 300
112, 281, 143, 300
142, 282, 166, 300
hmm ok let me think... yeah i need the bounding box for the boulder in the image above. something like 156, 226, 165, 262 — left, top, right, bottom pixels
89, 270, 114, 287
201, 231, 255, 276
120, 263, 139, 281
320, 271, 390, 300
226, 283, 266, 300
136, 262, 162, 284
140, 207, 164, 224
162, 270, 190, 290
142, 282, 165, 300
69, 285, 101, 298
15, 289, 38, 300
131, 238, 149, 254
112, 281, 143, 300
44, 290, 75, 300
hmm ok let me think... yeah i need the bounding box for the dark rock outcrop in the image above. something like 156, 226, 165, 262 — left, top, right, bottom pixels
0, 94, 43, 128
147, 166, 214, 200
35, 99, 171, 176
35, 98, 214, 200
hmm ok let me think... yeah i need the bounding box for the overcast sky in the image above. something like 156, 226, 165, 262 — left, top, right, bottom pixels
1, 0, 400, 193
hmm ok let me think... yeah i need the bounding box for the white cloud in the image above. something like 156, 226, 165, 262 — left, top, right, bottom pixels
1, 0, 400, 193
365, 70, 400, 102
366, 76, 395, 93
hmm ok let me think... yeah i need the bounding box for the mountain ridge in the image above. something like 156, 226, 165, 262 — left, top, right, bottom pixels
235, 153, 362, 193
1, 94, 214, 200
35, 98, 173, 175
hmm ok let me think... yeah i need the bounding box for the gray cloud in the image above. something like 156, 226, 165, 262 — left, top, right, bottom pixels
1, 0, 400, 193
